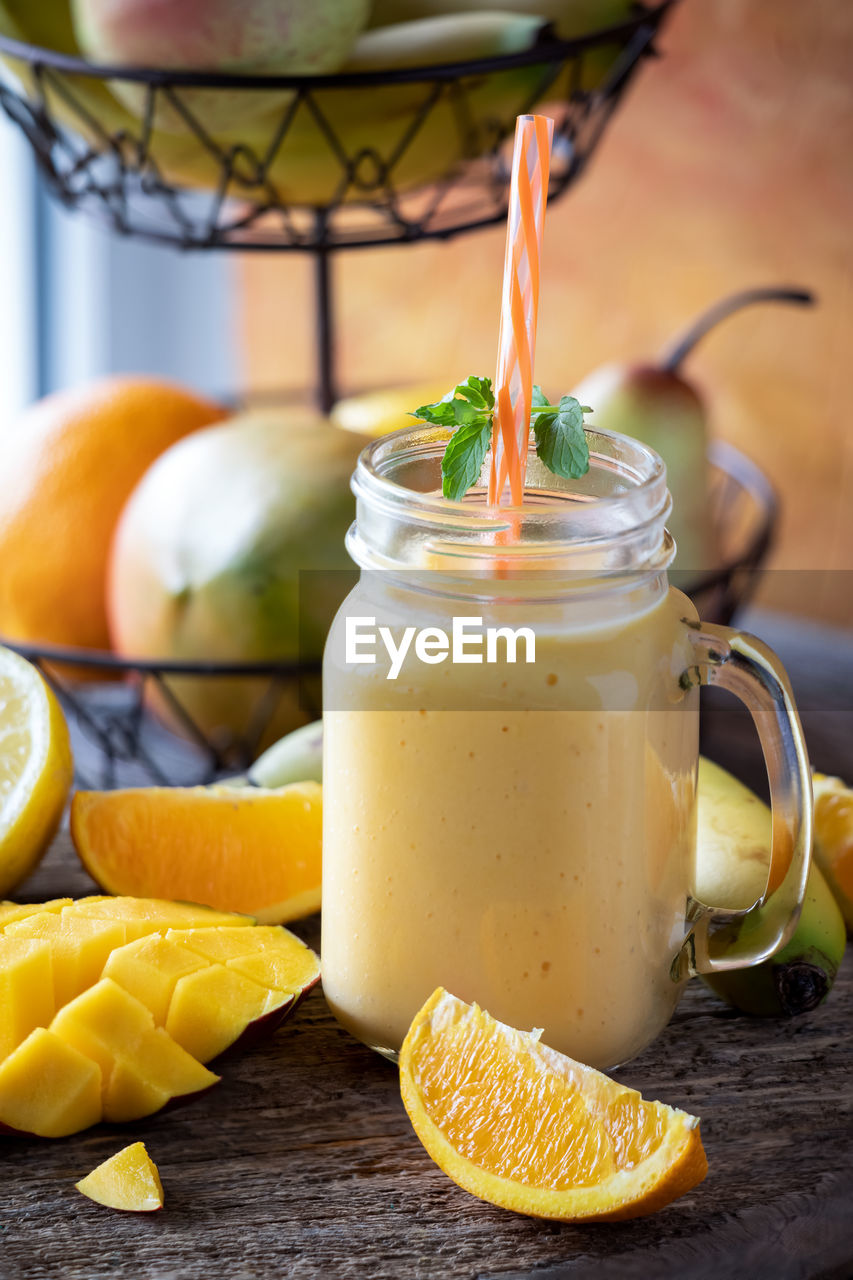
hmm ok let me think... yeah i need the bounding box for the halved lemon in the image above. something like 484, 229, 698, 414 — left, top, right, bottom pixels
400, 989, 707, 1222
0, 647, 73, 895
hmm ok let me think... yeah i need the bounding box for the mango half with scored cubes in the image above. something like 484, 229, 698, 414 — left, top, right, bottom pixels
0, 896, 319, 1137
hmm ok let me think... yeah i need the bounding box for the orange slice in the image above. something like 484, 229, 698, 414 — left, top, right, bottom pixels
400, 989, 707, 1222
813, 773, 853, 931
70, 783, 322, 924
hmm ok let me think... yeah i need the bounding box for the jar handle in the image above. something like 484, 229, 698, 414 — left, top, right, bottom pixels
674, 621, 813, 980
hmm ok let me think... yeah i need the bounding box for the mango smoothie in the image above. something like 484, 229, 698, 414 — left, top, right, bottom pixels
322, 581, 699, 1069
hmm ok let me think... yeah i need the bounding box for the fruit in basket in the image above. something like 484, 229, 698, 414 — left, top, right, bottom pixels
367, 0, 636, 91
0, 647, 73, 896
332, 383, 453, 439
368, 0, 634, 37
572, 287, 816, 575
70, 783, 323, 923
400, 988, 707, 1220
695, 758, 846, 1016
0, 896, 320, 1136
0, 0, 558, 206
72, 0, 371, 75
72, 0, 372, 131
248, 720, 324, 788
108, 409, 361, 756
812, 772, 853, 930
0, 1, 142, 140
0, 377, 225, 663
76, 1142, 164, 1212
345, 12, 546, 70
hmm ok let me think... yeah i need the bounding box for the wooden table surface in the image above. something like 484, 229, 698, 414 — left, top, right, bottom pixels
4, 611, 853, 1280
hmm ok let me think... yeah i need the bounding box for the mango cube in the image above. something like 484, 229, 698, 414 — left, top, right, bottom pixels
51, 979, 218, 1122
4, 914, 126, 1007
0, 937, 54, 1059
165, 965, 290, 1063
0, 1028, 101, 1137
102, 934, 210, 1025
0, 899, 72, 927
64, 897, 253, 941
168, 925, 321, 994
76, 1142, 164, 1212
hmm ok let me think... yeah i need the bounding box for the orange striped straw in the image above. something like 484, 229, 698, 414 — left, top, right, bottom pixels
488, 114, 554, 508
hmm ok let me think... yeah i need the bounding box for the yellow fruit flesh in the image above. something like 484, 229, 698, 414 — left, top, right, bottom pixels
166, 965, 289, 1063
401, 990, 706, 1221
51, 979, 219, 1122
5, 913, 126, 1007
76, 1142, 164, 1212
64, 896, 254, 939
0, 648, 73, 896
102, 934, 211, 1024
70, 784, 323, 924
0, 898, 71, 926
0, 899, 320, 1136
813, 774, 853, 930
168, 924, 321, 992
0, 1028, 102, 1138
0, 937, 54, 1059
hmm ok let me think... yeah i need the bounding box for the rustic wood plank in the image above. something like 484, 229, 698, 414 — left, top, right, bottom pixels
3, 615, 852, 1279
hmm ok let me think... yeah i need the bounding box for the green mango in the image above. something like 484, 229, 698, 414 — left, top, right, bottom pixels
108, 411, 362, 762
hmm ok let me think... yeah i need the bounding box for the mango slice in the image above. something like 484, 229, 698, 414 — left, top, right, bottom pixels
0, 937, 54, 1059
64, 896, 253, 941
165, 965, 291, 1063
76, 1142, 164, 1212
0, 898, 319, 1137
0, 1028, 101, 1138
0, 899, 72, 926
5, 913, 126, 1008
51, 979, 219, 1122
168, 925, 321, 994
102, 934, 210, 1024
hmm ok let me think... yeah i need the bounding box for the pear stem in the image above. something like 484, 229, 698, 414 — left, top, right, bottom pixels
659, 286, 816, 374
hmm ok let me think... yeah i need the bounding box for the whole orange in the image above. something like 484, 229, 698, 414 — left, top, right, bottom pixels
0, 376, 226, 657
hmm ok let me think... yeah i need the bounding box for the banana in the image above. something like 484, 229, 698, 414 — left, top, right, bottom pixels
247, 720, 323, 789
368, 0, 635, 40
343, 13, 547, 71
696, 758, 846, 1016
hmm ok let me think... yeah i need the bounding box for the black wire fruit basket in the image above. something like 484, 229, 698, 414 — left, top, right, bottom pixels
0, 2, 674, 409
3, 441, 776, 791
0, 0, 776, 792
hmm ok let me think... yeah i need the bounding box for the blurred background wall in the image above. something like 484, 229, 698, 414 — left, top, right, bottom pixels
241, 0, 853, 626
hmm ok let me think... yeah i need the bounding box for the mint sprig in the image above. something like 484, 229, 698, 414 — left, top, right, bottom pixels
412, 377, 591, 501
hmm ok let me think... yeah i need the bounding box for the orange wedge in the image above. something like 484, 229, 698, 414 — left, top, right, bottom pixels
813, 772, 853, 931
70, 784, 322, 924
400, 989, 707, 1222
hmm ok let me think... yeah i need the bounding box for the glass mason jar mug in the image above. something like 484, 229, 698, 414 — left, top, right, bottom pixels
321, 425, 812, 1069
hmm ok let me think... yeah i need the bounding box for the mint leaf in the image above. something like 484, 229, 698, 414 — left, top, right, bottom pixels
442, 418, 492, 502
532, 395, 590, 479
414, 377, 492, 429
531, 383, 550, 410
458, 375, 494, 412
413, 389, 458, 427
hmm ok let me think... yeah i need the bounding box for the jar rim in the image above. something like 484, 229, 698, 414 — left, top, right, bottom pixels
352, 422, 668, 523
348, 423, 673, 576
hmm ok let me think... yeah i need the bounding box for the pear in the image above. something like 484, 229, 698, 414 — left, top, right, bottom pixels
572, 287, 815, 579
